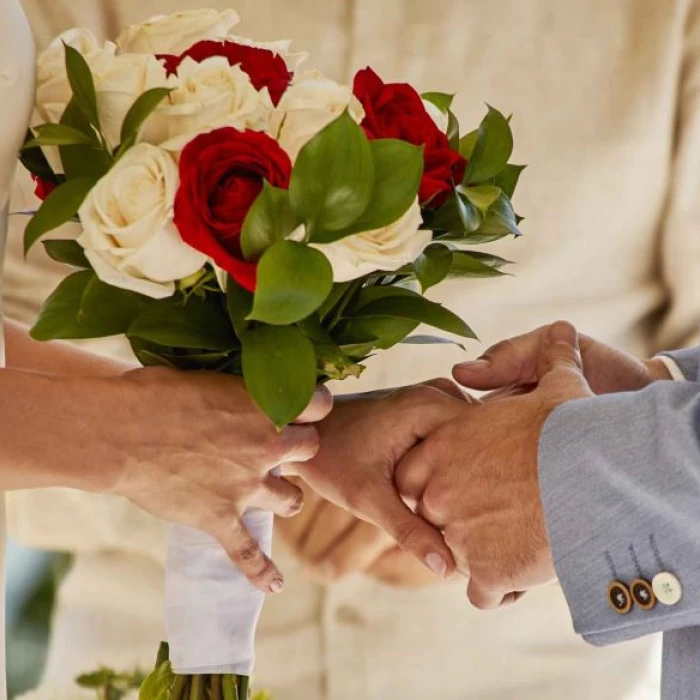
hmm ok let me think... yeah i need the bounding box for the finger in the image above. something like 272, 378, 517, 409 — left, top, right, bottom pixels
319, 522, 394, 579
482, 383, 537, 402
420, 377, 478, 402
297, 386, 334, 423
274, 480, 319, 546
452, 329, 545, 391
368, 548, 440, 588
393, 442, 438, 510
361, 488, 456, 579
536, 321, 592, 397
214, 515, 285, 594
252, 475, 305, 517
467, 578, 508, 610
277, 425, 321, 463
298, 502, 355, 563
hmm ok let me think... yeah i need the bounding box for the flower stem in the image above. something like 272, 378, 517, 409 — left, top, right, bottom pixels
210, 675, 223, 700
238, 676, 250, 700
170, 674, 188, 700
189, 674, 205, 700
222, 675, 237, 700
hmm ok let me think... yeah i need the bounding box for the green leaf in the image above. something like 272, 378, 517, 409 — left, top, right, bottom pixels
449, 251, 508, 278
19, 130, 58, 182
241, 183, 301, 260
31, 270, 150, 340
226, 275, 254, 337
128, 295, 237, 350
421, 92, 455, 114
459, 129, 478, 159
138, 661, 175, 700
469, 194, 522, 242
459, 250, 513, 269
59, 100, 112, 179
24, 123, 97, 148
446, 110, 460, 150
401, 334, 465, 350
120, 87, 171, 145
494, 163, 526, 199
248, 241, 333, 325
242, 324, 317, 427
323, 139, 423, 241
24, 178, 95, 254
290, 111, 374, 239
357, 294, 476, 338
318, 281, 352, 322
336, 315, 419, 350
413, 244, 453, 292
429, 189, 481, 234
64, 43, 101, 129
460, 184, 502, 214
463, 106, 514, 184
42, 239, 90, 268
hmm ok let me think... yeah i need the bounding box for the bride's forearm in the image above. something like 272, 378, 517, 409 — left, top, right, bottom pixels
0, 367, 124, 492
4, 319, 132, 376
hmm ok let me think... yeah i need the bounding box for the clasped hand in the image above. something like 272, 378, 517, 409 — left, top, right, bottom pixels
290, 321, 672, 607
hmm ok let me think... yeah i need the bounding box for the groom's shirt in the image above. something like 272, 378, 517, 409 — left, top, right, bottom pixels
539, 347, 700, 700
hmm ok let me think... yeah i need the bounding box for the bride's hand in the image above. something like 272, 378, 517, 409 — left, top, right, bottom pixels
453, 321, 671, 397
110, 368, 332, 593
284, 381, 470, 579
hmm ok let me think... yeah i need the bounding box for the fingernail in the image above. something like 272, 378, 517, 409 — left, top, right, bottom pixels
459, 358, 491, 371
547, 322, 577, 346
426, 553, 448, 578
270, 578, 285, 594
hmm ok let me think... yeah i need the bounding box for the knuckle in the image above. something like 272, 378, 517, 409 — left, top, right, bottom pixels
230, 541, 264, 567
390, 518, 422, 551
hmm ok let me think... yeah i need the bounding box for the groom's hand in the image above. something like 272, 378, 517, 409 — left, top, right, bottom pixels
395, 322, 593, 609
285, 381, 471, 579
453, 322, 671, 397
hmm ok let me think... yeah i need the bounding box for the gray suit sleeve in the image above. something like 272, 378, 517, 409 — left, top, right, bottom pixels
660, 347, 700, 380
538, 379, 700, 646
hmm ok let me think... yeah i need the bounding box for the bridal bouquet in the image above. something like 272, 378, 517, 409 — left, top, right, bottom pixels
20, 8, 524, 699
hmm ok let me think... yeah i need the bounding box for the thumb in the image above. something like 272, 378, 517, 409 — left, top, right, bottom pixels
536, 321, 592, 398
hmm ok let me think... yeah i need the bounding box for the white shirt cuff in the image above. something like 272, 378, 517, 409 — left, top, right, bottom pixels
654, 355, 688, 381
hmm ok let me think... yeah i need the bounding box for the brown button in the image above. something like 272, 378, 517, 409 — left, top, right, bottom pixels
630, 578, 656, 610
608, 580, 632, 615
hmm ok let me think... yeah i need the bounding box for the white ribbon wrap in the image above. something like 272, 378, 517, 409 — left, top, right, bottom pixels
165, 510, 273, 675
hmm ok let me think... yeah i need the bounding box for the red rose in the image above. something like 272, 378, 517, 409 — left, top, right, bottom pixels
159, 40, 293, 105
174, 127, 292, 292
353, 68, 467, 206
31, 174, 57, 201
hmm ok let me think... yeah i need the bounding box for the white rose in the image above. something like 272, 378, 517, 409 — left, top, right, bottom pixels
268, 71, 365, 162
153, 56, 271, 154
78, 144, 206, 298
34, 37, 168, 168
310, 200, 429, 282
423, 99, 449, 133
115, 9, 240, 54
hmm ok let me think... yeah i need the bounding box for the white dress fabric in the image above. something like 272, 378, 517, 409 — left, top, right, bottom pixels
9, 0, 700, 697
0, 2, 35, 699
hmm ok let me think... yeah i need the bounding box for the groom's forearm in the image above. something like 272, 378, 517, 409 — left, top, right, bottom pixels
4, 319, 131, 376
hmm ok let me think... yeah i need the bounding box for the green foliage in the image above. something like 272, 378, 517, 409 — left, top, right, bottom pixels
76, 666, 145, 699
23, 177, 94, 254
19, 130, 58, 182
120, 87, 171, 146
494, 163, 526, 199
241, 183, 301, 261
429, 189, 482, 235
413, 244, 453, 291
138, 661, 176, 700
58, 100, 113, 179
468, 194, 522, 242
242, 324, 317, 428
421, 91, 455, 113
460, 184, 502, 214
290, 111, 374, 238
463, 106, 514, 184
128, 294, 238, 351
449, 250, 509, 278
42, 239, 90, 268
24, 123, 97, 149
31, 270, 150, 340
248, 241, 333, 325
64, 43, 101, 130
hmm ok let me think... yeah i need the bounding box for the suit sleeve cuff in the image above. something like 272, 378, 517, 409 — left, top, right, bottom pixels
655, 356, 688, 381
